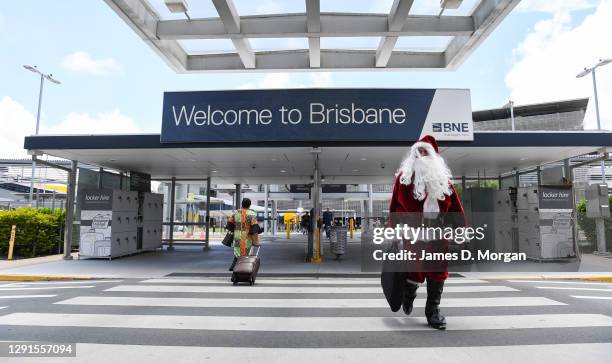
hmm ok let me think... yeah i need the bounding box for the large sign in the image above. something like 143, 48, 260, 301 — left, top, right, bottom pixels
161, 89, 473, 143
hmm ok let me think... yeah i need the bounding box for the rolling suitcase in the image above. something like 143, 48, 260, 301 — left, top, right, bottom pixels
231, 246, 260, 285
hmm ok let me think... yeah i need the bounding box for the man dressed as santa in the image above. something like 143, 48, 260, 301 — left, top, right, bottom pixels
388, 135, 466, 330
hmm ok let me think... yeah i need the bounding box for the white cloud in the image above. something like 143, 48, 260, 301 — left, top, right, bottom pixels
60, 51, 122, 76
505, 1, 612, 130
0, 96, 37, 158
0, 97, 141, 157
42, 110, 141, 135
239, 72, 333, 89
255, 0, 283, 14
517, 0, 598, 13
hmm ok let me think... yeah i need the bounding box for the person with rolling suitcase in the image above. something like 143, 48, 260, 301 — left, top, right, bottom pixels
227, 198, 262, 285
231, 245, 261, 285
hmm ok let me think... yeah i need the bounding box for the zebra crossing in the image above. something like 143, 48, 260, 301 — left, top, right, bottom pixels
0, 276, 610, 362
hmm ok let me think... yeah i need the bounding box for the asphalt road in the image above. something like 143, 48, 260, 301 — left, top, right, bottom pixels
0, 276, 611, 362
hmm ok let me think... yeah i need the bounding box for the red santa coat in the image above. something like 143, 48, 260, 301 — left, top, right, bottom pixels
388, 135, 466, 283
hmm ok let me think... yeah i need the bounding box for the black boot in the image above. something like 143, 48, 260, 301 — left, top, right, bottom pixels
402, 281, 419, 315
425, 278, 446, 330
228, 257, 238, 271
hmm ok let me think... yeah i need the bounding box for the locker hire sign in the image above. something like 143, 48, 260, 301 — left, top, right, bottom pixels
160, 89, 473, 143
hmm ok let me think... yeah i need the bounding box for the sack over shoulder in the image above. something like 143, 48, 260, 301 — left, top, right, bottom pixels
380, 241, 405, 312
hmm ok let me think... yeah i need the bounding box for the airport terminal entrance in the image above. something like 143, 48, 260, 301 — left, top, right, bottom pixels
23, 88, 611, 268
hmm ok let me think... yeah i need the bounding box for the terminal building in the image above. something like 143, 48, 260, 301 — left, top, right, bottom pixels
17, 0, 612, 265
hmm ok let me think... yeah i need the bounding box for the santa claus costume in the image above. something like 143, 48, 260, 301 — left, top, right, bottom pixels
388, 135, 466, 329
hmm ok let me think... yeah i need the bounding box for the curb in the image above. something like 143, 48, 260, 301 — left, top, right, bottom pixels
0, 275, 93, 281
476, 276, 612, 282
576, 277, 612, 282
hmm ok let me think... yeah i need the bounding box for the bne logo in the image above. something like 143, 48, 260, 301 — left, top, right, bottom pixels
432, 122, 470, 133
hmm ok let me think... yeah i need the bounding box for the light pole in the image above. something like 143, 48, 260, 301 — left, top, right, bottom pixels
577, 58, 611, 184
23, 65, 60, 207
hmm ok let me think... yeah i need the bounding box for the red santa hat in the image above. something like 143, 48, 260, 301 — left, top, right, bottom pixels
413, 134, 439, 154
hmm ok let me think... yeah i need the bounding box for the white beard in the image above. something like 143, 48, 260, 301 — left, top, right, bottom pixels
396, 141, 453, 215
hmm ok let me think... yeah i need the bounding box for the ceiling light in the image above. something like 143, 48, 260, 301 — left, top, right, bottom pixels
280, 170, 287, 173
211, 170, 217, 173
360, 157, 367, 161
440, 0, 462, 9
164, 0, 188, 13
164, 0, 190, 20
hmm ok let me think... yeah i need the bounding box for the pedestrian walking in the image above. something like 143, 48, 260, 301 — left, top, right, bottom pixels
385, 135, 466, 330
227, 198, 261, 271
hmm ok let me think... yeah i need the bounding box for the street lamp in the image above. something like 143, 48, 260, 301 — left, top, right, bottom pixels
577, 58, 611, 184
23, 65, 61, 207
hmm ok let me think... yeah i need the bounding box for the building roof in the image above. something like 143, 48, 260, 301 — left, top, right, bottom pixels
23, 131, 612, 181
473, 98, 589, 122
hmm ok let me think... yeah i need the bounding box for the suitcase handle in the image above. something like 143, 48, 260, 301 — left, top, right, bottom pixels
249, 245, 260, 256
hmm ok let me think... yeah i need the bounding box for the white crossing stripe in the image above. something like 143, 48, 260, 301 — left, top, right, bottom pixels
106, 285, 517, 294
571, 295, 612, 300
536, 286, 612, 292
0, 313, 609, 332
0, 285, 95, 291
0, 295, 56, 299
4, 280, 123, 285
0, 306, 6, 309
55, 296, 565, 308
30, 343, 612, 363
141, 278, 489, 285
508, 280, 612, 287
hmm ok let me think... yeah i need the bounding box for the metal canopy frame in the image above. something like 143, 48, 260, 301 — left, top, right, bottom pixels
104, 0, 521, 72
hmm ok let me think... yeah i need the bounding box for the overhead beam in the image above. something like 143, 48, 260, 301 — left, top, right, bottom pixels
104, 0, 187, 72
187, 50, 444, 72
445, 0, 521, 69
376, 0, 414, 67
156, 14, 475, 39
306, 0, 321, 68
211, 0, 255, 68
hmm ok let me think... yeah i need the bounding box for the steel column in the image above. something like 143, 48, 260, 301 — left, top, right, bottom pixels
264, 184, 269, 235
62, 160, 77, 260
205, 177, 211, 249
168, 177, 176, 251
235, 184, 241, 209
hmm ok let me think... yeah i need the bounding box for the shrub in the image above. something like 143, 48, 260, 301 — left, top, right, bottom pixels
0, 208, 65, 259
576, 196, 612, 251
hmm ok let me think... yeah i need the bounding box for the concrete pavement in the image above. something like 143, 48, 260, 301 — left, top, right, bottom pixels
0, 276, 611, 362
1, 235, 611, 280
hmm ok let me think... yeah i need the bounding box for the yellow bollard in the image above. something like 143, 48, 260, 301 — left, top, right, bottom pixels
310, 227, 322, 263
349, 219, 354, 240
8, 225, 16, 260
286, 223, 290, 240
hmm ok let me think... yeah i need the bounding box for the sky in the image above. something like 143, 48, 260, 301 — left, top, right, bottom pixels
0, 0, 611, 158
